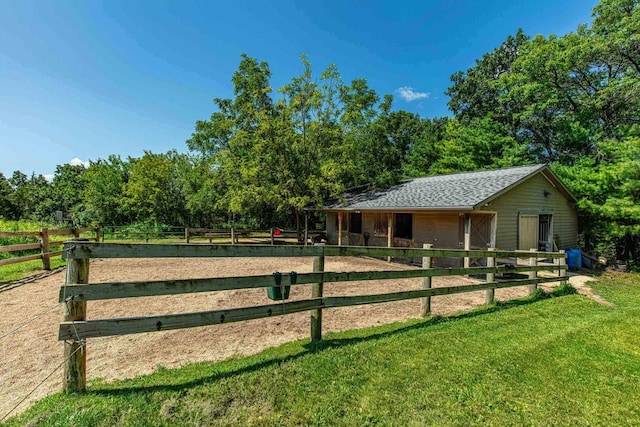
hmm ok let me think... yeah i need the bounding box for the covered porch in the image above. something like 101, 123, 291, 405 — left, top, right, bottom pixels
320, 210, 496, 267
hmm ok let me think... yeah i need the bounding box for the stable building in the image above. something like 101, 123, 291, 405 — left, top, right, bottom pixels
317, 164, 578, 265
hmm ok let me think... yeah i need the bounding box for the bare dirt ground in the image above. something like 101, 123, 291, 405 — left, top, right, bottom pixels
0, 256, 575, 418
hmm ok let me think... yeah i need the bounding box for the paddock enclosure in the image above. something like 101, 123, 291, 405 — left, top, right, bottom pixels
1, 243, 566, 417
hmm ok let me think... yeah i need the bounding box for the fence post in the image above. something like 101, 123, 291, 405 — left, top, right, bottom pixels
73, 227, 80, 239
270, 228, 275, 245
94, 228, 100, 243
63, 239, 90, 393
40, 227, 51, 270
485, 247, 495, 304
529, 248, 537, 294
185, 228, 190, 243
231, 228, 235, 245
311, 244, 325, 342
420, 243, 433, 317
558, 249, 567, 285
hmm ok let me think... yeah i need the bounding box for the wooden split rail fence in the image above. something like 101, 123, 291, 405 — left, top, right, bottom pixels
58, 241, 567, 392
0, 227, 99, 270
185, 228, 325, 245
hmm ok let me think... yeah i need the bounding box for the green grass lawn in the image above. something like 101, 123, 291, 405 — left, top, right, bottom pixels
0, 257, 66, 282
6, 274, 640, 426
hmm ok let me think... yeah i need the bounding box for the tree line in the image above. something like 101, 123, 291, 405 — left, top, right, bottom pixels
0, 0, 638, 263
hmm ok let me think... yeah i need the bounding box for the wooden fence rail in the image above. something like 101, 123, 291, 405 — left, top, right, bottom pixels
185, 228, 325, 245
58, 241, 568, 392
0, 227, 99, 270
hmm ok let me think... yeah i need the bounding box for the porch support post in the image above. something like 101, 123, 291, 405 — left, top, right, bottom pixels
338, 212, 343, 246
464, 213, 471, 271
491, 213, 497, 248
387, 212, 393, 262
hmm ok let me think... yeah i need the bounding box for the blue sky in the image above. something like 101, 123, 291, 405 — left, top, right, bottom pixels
0, 0, 598, 178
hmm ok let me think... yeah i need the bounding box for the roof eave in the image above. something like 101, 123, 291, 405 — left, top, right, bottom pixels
310, 206, 476, 212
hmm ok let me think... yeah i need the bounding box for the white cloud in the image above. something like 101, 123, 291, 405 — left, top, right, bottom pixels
395, 86, 430, 102
69, 157, 89, 168
43, 174, 54, 182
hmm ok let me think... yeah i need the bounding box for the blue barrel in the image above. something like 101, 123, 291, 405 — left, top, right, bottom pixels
566, 249, 582, 270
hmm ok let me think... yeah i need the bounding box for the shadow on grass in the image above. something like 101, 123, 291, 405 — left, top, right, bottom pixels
89, 285, 577, 398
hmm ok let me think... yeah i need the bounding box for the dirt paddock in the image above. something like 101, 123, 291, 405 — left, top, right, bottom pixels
0, 256, 560, 417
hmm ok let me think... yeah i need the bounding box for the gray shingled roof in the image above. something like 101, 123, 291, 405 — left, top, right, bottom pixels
323, 164, 548, 210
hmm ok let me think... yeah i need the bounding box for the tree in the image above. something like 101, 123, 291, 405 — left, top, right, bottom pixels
51, 164, 88, 222
554, 134, 640, 262
403, 117, 448, 177
430, 116, 531, 175
0, 173, 16, 219
446, 29, 530, 126
81, 155, 131, 226
124, 151, 188, 225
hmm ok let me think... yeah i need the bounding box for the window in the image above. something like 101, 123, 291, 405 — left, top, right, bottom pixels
374, 213, 388, 236
393, 213, 413, 239
349, 212, 362, 234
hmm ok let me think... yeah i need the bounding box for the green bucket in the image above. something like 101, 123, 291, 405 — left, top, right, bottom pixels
266, 271, 295, 301
267, 285, 290, 300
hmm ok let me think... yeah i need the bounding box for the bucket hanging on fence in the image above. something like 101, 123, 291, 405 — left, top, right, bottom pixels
267, 271, 293, 300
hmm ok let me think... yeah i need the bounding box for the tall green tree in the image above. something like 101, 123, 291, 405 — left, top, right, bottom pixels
430, 116, 531, 174
81, 155, 131, 226
124, 151, 188, 225
51, 164, 88, 220
554, 134, 640, 262
403, 117, 448, 177
446, 29, 530, 127
0, 173, 16, 219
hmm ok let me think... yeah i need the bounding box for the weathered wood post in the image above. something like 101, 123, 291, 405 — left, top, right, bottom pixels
529, 248, 537, 294
337, 212, 343, 246
304, 212, 309, 247
387, 213, 393, 262
94, 228, 100, 243
63, 239, 89, 393
40, 227, 51, 270
420, 243, 433, 317
230, 228, 235, 245
558, 249, 567, 285
73, 227, 80, 238
485, 247, 496, 304
463, 214, 471, 273
311, 244, 325, 342
185, 228, 190, 243
270, 228, 275, 245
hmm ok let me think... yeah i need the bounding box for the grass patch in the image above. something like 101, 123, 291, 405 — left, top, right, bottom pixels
0, 219, 97, 282
5, 274, 640, 426
0, 257, 66, 282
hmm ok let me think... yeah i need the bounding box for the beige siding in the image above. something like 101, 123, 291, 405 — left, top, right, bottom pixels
413, 213, 462, 267
413, 213, 461, 249
480, 173, 578, 250
326, 212, 338, 245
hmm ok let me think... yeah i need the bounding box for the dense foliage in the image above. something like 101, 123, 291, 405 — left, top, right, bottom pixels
0, 0, 638, 263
